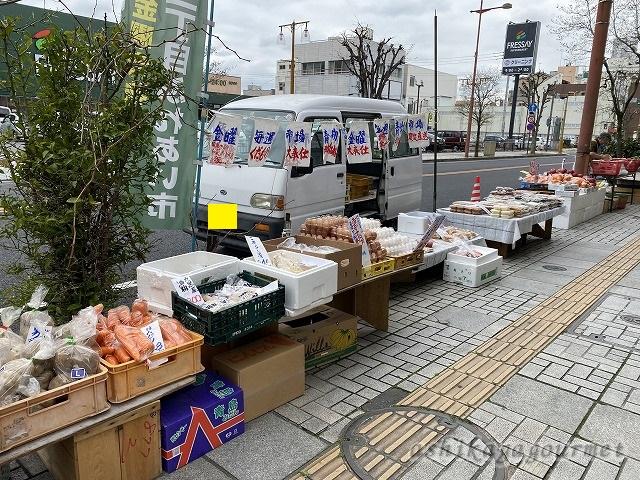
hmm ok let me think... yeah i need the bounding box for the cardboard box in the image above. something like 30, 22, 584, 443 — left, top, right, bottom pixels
160, 372, 244, 473
211, 334, 305, 421
263, 236, 362, 290
279, 306, 358, 369
39, 402, 161, 480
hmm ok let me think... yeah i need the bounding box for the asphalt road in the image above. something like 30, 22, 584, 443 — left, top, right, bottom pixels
421, 154, 572, 211
0, 153, 571, 297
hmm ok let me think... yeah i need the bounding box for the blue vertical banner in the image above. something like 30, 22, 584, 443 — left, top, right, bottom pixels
123, 0, 207, 229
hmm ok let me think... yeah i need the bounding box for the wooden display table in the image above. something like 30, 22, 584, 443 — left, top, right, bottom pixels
328, 264, 419, 332
0, 376, 196, 480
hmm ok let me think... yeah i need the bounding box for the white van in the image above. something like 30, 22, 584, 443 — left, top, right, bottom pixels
194, 95, 423, 250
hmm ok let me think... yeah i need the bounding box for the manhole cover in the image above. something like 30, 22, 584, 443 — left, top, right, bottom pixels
620, 314, 640, 325
340, 407, 511, 480
542, 265, 568, 272
361, 388, 409, 412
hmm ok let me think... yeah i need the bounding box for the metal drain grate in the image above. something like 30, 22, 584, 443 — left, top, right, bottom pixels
542, 265, 568, 272
340, 407, 511, 480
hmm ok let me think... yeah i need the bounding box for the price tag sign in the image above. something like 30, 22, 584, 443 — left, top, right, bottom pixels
414, 215, 445, 252
26, 325, 52, 344
141, 320, 166, 353
70, 368, 86, 379
246, 236, 273, 265
347, 214, 372, 266
171, 276, 206, 306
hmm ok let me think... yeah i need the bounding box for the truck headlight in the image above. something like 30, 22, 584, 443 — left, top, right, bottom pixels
250, 194, 285, 210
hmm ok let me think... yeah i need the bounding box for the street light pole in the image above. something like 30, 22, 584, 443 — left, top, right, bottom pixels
464, 2, 512, 158
278, 20, 310, 94
416, 80, 424, 113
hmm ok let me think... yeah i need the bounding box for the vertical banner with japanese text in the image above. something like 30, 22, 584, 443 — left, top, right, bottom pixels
209, 112, 241, 166
407, 114, 430, 149
321, 121, 341, 164
249, 118, 279, 167
373, 119, 390, 152
123, 0, 207, 229
284, 122, 311, 167
392, 117, 406, 152
346, 121, 372, 164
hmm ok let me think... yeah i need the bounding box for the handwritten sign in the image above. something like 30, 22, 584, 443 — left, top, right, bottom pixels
249, 118, 279, 167
246, 236, 273, 265
374, 119, 390, 151
346, 121, 372, 164
347, 214, 372, 266
414, 214, 445, 252
529, 160, 540, 176
408, 114, 430, 148
209, 113, 241, 166
322, 122, 341, 164
284, 122, 311, 167
392, 117, 407, 152
141, 320, 166, 353
171, 276, 205, 306
26, 325, 52, 344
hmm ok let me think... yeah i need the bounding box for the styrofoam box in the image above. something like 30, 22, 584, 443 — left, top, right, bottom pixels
137, 252, 240, 315
241, 250, 338, 311
443, 256, 503, 287
447, 246, 499, 266
398, 211, 434, 235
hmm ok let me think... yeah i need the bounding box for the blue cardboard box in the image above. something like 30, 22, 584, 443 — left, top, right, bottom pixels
160, 371, 244, 472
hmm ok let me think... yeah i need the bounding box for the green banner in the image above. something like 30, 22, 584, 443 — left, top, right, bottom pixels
122, 0, 207, 229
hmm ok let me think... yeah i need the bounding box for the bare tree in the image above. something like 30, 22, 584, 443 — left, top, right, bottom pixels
519, 72, 553, 153
554, 0, 640, 155
340, 24, 406, 99
457, 69, 501, 157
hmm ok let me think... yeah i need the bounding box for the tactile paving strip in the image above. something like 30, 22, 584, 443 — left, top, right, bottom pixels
290, 237, 640, 480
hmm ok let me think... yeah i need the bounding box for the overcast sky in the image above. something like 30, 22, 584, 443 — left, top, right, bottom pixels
19, 0, 570, 89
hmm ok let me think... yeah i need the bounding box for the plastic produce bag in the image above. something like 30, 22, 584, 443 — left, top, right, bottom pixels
158, 318, 192, 348
23, 318, 55, 359
0, 358, 35, 401
54, 344, 100, 382
113, 324, 154, 363
0, 307, 21, 329
0, 330, 26, 365
55, 306, 99, 347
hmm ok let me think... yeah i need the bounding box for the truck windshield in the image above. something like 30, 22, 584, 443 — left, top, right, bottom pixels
209, 108, 295, 168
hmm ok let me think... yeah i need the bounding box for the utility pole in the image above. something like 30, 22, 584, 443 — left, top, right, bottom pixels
575, 0, 613, 173
416, 81, 424, 113
559, 94, 570, 154
501, 75, 510, 137
278, 20, 310, 94
545, 85, 556, 148
433, 11, 439, 212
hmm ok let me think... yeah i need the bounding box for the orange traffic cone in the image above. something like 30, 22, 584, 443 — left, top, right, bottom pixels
470, 176, 481, 202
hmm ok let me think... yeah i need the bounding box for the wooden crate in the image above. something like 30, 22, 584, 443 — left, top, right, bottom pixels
362, 258, 395, 280
390, 250, 425, 269
102, 331, 204, 403
0, 366, 109, 452
39, 401, 161, 480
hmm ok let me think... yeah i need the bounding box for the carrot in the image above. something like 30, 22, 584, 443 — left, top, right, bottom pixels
114, 325, 154, 363
114, 346, 132, 364
104, 354, 119, 365
93, 304, 104, 314
99, 346, 115, 357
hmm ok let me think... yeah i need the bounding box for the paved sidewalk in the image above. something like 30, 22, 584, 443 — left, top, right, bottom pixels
10, 205, 640, 480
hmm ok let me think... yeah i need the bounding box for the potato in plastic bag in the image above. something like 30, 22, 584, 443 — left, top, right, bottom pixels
0, 358, 35, 400
0, 330, 26, 365
19, 310, 53, 339
0, 306, 22, 329
54, 306, 98, 347
54, 344, 100, 381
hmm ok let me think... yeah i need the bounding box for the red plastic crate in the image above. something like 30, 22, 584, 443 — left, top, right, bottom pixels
591, 159, 623, 176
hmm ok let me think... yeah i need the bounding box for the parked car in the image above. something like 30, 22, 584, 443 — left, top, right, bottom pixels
439, 130, 465, 151
426, 132, 445, 152
0, 114, 20, 139
484, 135, 507, 147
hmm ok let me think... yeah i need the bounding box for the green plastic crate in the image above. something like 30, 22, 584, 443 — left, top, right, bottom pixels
171, 271, 285, 346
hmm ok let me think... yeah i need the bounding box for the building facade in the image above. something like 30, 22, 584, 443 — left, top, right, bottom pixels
243, 84, 275, 97
402, 64, 458, 113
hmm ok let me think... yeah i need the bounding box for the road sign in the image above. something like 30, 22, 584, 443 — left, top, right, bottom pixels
502, 22, 541, 76
528, 103, 538, 114
527, 114, 535, 124
527, 123, 535, 131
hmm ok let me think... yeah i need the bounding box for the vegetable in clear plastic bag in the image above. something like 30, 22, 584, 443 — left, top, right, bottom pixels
0, 358, 34, 400
54, 344, 100, 381
0, 330, 26, 365
55, 306, 98, 347
0, 307, 21, 329
113, 324, 154, 363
